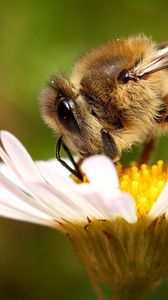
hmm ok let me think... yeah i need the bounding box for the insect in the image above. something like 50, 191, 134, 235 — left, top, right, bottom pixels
41, 35, 168, 180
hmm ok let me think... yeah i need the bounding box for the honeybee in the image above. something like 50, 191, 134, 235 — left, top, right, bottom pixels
41, 35, 168, 179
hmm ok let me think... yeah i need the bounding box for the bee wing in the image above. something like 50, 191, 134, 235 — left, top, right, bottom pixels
134, 44, 168, 78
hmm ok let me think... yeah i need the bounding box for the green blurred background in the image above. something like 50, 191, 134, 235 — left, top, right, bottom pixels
0, 0, 168, 299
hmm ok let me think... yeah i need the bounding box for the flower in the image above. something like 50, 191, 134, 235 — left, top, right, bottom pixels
1, 131, 168, 300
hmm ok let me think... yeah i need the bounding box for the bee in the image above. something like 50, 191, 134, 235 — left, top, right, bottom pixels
41, 35, 168, 179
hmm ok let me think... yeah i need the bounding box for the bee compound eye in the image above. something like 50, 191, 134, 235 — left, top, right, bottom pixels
57, 99, 81, 134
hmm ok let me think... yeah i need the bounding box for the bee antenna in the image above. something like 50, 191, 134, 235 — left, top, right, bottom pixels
56, 137, 83, 181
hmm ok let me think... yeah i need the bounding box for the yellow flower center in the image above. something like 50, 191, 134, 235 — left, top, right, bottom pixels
117, 160, 168, 216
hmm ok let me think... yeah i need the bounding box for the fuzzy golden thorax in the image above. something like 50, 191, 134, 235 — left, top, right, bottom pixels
41, 35, 168, 160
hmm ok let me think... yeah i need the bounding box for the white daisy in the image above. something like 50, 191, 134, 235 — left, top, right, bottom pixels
0, 131, 168, 300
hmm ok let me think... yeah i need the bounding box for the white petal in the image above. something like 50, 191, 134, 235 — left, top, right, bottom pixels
37, 159, 78, 195
0, 203, 54, 227
75, 184, 110, 215
148, 181, 168, 219
37, 163, 105, 219
0, 162, 22, 186
24, 181, 82, 219
82, 155, 119, 198
77, 184, 137, 223
0, 132, 84, 213
0, 173, 58, 219
105, 193, 137, 223
0, 143, 84, 218
0, 131, 42, 181
24, 181, 105, 220
0, 177, 55, 223
36, 159, 71, 176
0, 146, 21, 180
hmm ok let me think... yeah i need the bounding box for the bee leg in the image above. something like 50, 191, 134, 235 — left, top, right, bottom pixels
56, 137, 83, 181
139, 138, 155, 165
101, 128, 119, 161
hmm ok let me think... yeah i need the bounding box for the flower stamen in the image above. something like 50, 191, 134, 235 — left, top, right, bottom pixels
118, 160, 168, 216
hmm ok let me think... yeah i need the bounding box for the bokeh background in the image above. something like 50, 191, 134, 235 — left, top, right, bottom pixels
0, 1, 168, 299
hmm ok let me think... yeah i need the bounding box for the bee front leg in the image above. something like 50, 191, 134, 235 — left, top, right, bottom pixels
56, 137, 83, 181
138, 138, 155, 165
101, 128, 119, 162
